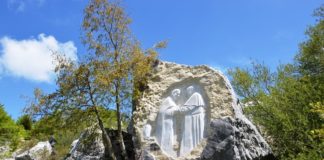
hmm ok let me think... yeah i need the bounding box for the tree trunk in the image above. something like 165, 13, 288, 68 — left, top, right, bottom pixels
94, 107, 117, 160
116, 82, 129, 160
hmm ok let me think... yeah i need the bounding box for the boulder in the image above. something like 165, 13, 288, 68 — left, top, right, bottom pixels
131, 61, 273, 160
65, 128, 105, 160
15, 141, 52, 160
66, 128, 134, 160
201, 117, 274, 160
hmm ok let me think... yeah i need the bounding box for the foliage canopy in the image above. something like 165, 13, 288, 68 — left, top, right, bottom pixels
229, 6, 324, 159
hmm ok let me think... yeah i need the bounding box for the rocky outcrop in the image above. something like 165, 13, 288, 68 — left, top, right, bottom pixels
65, 128, 104, 160
131, 61, 273, 160
15, 141, 52, 160
201, 117, 274, 160
66, 128, 134, 160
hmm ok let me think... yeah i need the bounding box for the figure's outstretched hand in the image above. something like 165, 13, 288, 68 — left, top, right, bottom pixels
165, 105, 180, 115
179, 105, 196, 113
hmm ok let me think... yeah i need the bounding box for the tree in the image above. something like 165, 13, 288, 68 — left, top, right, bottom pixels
296, 5, 324, 80
26, 60, 118, 159
228, 6, 324, 159
229, 63, 323, 159
82, 0, 160, 159
25, 0, 162, 159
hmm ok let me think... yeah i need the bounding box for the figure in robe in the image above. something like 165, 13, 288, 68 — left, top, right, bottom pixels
155, 89, 180, 157
179, 86, 205, 157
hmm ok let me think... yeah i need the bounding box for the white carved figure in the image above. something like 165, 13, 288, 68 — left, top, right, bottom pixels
143, 124, 152, 139
155, 89, 180, 157
179, 86, 205, 157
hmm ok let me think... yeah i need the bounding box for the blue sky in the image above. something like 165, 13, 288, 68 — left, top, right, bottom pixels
0, 0, 322, 119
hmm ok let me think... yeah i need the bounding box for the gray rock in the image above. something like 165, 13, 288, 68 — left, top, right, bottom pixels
143, 150, 155, 160
15, 141, 52, 160
15, 155, 32, 160
65, 127, 134, 160
201, 117, 273, 160
65, 127, 104, 160
201, 118, 235, 160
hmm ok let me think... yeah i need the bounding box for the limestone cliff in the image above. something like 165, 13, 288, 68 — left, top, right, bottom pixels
132, 61, 273, 160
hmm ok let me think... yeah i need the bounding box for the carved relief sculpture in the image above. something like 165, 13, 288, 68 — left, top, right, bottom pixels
154, 86, 206, 157
155, 89, 181, 157
134, 62, 272, 160
179, 86, 205, 156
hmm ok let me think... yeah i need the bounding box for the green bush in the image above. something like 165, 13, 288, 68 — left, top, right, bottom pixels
0, 104, 21, 150
228, 6, 324, 159
17, 115, 33, 130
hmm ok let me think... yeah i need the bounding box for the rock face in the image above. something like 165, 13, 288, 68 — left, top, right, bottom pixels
132, 61, 272, 160
15, 141, 52, 160
66, 128, 105, 160
66, 128, 134, 160
201, 117, 274, 160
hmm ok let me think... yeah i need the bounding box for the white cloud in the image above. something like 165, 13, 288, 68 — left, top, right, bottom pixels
0, 34, 77, 83
7, 0, 45, 12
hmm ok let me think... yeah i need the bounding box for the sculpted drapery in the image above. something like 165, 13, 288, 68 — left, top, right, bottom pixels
154, 86, 205, 157
179, 86, 205, 156
155, 89, 180, 157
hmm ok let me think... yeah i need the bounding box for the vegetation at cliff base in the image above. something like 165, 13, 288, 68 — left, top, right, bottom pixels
0, 104, 21, 150
229, 6, 324, 160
